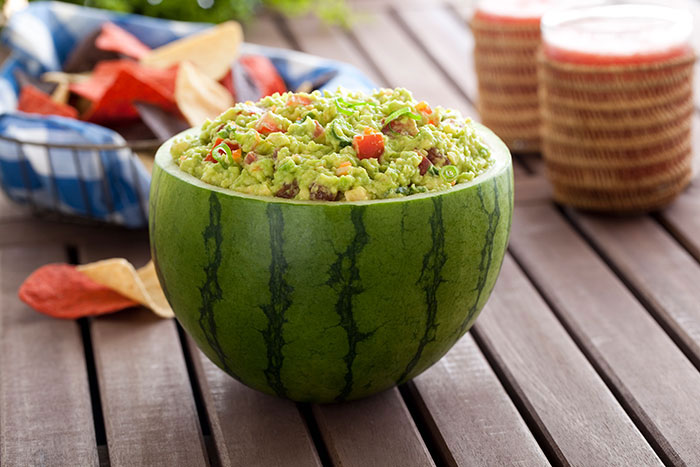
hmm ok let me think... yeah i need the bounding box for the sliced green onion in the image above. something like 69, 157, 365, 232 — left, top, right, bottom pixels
331, 119, 354, 148
335, 97, 377, 116
212, 142, 232, 165
428, 166, 440, 176
384, 107, 422, 127
338, 96, 377, 108
440, 165, 459, 183
334, 98, 354, 116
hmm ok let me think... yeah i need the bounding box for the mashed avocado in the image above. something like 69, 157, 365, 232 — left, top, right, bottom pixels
171, 88, 493, 201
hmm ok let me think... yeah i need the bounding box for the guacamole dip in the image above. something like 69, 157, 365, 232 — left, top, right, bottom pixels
171, 88, 494, 201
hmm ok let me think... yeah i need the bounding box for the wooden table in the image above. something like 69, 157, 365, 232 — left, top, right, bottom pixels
3, 1, 700, 466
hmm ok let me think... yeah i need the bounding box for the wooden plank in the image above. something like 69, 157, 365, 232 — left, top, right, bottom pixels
518, 153, 546, 175
515, 176, 552, 205
660, 177, 700, 260
244, 14, 293, 49
659, 112, 700, 258
0, 191, 29, 222
407, 333, 548, 466
79, 240, 208, 467
313, 388, 435, 467
0, 245, 99, 467
349, 6, 477, 118
0, 217, 147, 248
511, 203, 700, 465
512, 158, 529, 178
473, 255, 662, 466
186, 338, 322, 467
397, 6, 478, 105
284, 13, 384, 85
568, 210, 700, 369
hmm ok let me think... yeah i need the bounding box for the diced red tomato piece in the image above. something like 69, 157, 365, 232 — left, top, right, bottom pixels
244, 152, 257, 164
313, 120, 325, 138
353, 131, 384, 159
287, 95, 312, 106
256, 112, 284, 135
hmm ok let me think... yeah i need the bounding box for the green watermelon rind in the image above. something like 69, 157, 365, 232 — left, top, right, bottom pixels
150, 123, 513, 403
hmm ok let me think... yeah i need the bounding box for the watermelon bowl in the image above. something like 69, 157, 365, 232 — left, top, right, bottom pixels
149, 123, 513, 403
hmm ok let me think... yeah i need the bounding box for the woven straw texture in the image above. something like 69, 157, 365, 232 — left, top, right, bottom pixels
472, 16, 541, 153
539, 52, 695, 212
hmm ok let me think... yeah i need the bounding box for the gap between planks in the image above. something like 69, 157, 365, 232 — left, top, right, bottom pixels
472, 255, 663, 466
77, 240, 209, 467
510, 204, 700, 465
0, 245, 99, 466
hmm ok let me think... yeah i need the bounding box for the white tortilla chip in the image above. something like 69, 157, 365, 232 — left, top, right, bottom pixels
77, 259, 174, 318
141, 21, 243, 81
41, 71, 91, 84
51, 81, 70, 105
175, 60, 234, 126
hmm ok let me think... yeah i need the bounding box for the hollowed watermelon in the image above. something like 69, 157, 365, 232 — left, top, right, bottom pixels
150, 123, 513, 403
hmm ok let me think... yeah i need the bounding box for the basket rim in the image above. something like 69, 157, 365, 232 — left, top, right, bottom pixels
0, 132, 161, 151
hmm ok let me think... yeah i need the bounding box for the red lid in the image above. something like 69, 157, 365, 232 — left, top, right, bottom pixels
541, 4, 693, 65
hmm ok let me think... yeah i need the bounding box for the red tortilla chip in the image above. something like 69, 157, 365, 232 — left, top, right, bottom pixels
84, 68, 178, 122
239, 55, 286, 97
96, 23, 151, 60
70, 60, 177, 103
17, 85, 78, 119
18, 264, 139, 319
220, 69, 235, 96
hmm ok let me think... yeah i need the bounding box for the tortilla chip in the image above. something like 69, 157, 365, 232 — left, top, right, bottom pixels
14, 69, 57, 96
17, 85, 78, 119
51, 81, 70, 105
224, 62, 261, 102
77, 259, 174, 318
108, 118, 158, 142
238, 55, 287, 97
96, 22, 151, 60
42, 71, 91, 85
176, 60, 233, 126
70, 60, 177, 104
135, 101, 190, 141
18, 264, 139, 319
63, 27, 121, 73
69, 60, 178, 122
141, 21, 243, 81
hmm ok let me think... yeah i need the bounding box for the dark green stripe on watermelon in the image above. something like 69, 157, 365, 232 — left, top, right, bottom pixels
397, 197, 446, 385
458, 178, 501, 336
197, 192, 235, 376
260, 204, 292, 398
326, 206, 375, 402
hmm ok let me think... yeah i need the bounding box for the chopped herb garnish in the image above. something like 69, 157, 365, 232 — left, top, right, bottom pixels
212, 142, 232, 165
440, 165, 459, 183
384, 107, 422, 127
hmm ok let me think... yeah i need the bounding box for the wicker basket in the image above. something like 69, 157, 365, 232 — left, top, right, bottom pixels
539, 52, 695, 212
472, 15, 541, 153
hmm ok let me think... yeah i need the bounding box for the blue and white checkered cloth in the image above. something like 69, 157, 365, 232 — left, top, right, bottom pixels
0, 1, 376, 228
